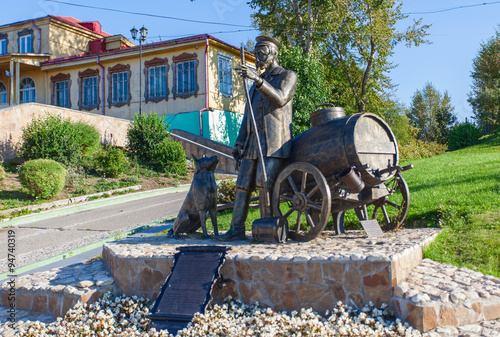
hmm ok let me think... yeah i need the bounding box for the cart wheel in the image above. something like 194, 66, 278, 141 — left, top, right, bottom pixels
272, 162, 331, 242
371, 172, 410, 231
332, 212, 346, 235
331, 173, 409, 232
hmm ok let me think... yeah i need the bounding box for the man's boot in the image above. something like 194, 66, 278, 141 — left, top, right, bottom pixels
216, 188, 250, 241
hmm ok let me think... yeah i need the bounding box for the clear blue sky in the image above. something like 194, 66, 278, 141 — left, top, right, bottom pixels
4, 0, 500, 122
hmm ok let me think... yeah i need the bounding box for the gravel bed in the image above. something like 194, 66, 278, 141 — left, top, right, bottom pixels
18, 292, 422, 336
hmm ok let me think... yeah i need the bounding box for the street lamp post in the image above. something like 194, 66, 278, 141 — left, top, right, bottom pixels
130, 26, 148, 115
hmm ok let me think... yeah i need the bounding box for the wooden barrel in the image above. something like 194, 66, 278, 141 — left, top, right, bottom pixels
289, 113, 398, 187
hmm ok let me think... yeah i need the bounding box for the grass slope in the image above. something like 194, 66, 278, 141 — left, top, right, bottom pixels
402, 132, 500, 277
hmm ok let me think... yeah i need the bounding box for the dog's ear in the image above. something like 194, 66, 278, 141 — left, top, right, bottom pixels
192, 154, 198, 162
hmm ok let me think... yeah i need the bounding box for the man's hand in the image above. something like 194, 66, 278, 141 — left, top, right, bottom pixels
232, 145, 242, 170
232, 145, 242, 161
236, 64, 260, 82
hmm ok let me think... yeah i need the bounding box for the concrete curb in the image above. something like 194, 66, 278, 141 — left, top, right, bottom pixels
0, 218, 173, 281
0, 185, 144, 218
0, 184, 191, 228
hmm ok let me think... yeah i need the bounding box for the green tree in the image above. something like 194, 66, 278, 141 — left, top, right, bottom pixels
468, 26, 500, 130
250, 0, 331, 55
279, 45, 332, 136
380, 101, 414, 146
250, 0, 430, 113
408, 82, 456, 143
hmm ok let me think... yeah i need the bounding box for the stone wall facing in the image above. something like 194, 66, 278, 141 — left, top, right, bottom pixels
0, 103, 130, 161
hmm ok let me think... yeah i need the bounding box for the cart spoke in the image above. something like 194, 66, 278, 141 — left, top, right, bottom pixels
280, 195, 294, 202
307, 201, 322, 211
287, 176, 299, 194
301, 172, 307, 193
296, 211, 303, 232
306, 185, 320, 198
386, 200, 400, 209
381, 205, 391, 224
305, 210, 315, 228
283, 208, 294, 219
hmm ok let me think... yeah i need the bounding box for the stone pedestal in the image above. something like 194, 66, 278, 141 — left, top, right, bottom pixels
102, 229, 438, 316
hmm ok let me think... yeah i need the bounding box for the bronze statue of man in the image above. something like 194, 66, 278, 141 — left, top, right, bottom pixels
218, 36, 297, 241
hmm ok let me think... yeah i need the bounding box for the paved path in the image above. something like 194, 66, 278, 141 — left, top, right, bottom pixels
0, 186, 189, 279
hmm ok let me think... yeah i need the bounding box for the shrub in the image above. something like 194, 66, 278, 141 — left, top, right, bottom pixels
447, 122, 483, 151
95, 146, 130, 178
217, 179, 236, 204
21, 115, 100, 166
19, 159, 66, 199
72, 122, 101, 156
149, 138, 187, 175
127, 113, 169, 163
0, 163, 5, 182
217, 179, 258, 204
399, 139, 448, 161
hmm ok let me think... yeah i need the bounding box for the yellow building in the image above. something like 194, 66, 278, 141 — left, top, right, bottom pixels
0, 15, 254, 145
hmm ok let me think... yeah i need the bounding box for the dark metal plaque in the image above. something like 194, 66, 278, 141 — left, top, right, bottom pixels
149, 246, 230, 334
360, 219, 383, 237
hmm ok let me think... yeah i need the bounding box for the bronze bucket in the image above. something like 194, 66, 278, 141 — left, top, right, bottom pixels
338, 167, 365, 193
310, 104, 346, 127
252, 217, 289, 243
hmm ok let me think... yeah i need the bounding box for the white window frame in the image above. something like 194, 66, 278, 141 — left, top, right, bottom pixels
19, 34, 32, 53
0, 39, 7, 54
112, 71, 129, 104
148, 65, 167, 99
54, 80, 69, 108
82, 76, 99, 108
218, 53, 233, 97
177, 60, 196, 94
19, 77, 36, 103
0, 81, 7, 105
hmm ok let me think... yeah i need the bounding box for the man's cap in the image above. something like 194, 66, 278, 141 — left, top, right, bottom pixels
255, 36, 281, 51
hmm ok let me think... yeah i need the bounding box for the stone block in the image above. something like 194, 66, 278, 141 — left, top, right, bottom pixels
322, 262, 344, 281
48, 295, 62, 317
16, 293, 34, 311
295, 283, 324, 305
344, 265, 362, 293
234, 261, 253, 282
32, 294, 48, 314
359, 261, 388, 275
483, 301, 500, 320
62, 296, 79, 316
455, 305, 481, 326
348, 292, 365, 309
438, 306, 458, 326
305, 262, 323, 285
422, 305, 439, 331
140, 267, 166, 296
281, 290, 299, 311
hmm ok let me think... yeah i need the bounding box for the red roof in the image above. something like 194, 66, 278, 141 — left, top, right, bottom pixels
41, 34, 252, 67
50, 16, 110, 37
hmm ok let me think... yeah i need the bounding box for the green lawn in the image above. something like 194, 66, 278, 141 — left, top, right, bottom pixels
209, 132, 500, 277
402, 132, 500, 277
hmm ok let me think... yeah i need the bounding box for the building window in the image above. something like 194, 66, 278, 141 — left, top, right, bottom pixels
18, 28, 34, 53
78, 69, 100, 111
145, 57, 169, 103
0, 33, 8, 54
173, 53, 199, 100
218, 53, 233, 97
0, 81, 7, 104
50, 73, 71, 108
107, 64, 131, 108
19, 77, 36, 103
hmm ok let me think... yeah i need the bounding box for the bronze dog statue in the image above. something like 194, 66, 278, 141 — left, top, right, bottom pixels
170, 155, 219, 238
